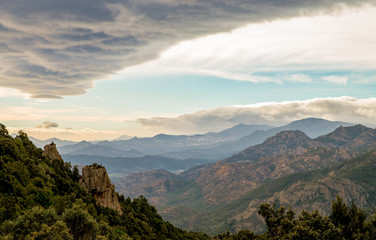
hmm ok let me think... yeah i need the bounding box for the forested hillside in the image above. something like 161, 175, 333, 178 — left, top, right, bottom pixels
0, 124, 208, 239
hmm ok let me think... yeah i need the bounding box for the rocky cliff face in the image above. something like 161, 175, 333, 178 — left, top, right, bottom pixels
79, 165, 122, 214
42, 142, 63, 161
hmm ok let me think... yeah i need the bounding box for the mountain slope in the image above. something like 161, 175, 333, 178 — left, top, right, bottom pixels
116, 124, 376, 235
185, 150, 376, 234
0, 124, 209, 239
223, 130, 319, 163
316, 124, 376, 150
192, 125, 375, 203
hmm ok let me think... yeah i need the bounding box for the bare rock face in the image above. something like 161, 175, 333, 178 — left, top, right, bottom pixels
79, 165, 122, 214
42, 142, 63, 161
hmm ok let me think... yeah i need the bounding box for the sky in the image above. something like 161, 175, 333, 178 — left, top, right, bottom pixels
1, 0, 376, 141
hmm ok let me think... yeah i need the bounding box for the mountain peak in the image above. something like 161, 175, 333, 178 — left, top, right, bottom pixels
153, 134, 172, 140
288, 117, 341, 126
224, 130, 317, 163
262, 130, 312, 147
316, 124, 375, 147
273, 130, 310, 139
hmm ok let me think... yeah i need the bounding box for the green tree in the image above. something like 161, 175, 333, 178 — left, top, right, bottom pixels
62, 200, 99, 240
258, 203, 295, 239
0, 206, 73, 240
287, 210, 342, 240
329, 196, 367, 240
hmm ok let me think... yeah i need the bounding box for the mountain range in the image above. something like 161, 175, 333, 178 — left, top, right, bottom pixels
115, 124, 376, 234
28, 118, 352, 180
33, 118, 350, 159
59, 123, 273, 157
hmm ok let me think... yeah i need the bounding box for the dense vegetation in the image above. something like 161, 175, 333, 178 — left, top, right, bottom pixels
214, 196, 376, 239
0, 124, 208, 239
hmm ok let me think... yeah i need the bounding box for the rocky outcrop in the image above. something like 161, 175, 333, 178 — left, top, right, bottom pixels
42, 142, 63, 161
79, 164, 122, 214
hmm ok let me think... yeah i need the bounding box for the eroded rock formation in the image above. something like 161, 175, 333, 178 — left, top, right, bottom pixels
79, 164, 122, 214
42, 142, 63, 161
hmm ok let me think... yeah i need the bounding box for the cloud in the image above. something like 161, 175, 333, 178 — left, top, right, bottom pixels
36, 121, 59, 129
0, 87, 30, 98
4, 97, 376, 139
285, 74, 312, 83
0, 105, 139, 125
321, 75, 348, 85
8, 127, 128, 142
0, 0, 374, 98
121, 6, 376, 83
0, 107, 50, 121
135, 97, 376, 135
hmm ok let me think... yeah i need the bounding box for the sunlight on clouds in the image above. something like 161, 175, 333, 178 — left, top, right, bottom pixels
4, 97, 376, 140
8, 127, 129, 142
120, 6, 376, 82
0, 107, 49, 121
284, 74, 312, 83
0, 87, 30, 98
0, 105, 137, 124
321, 75, 348, 85
134, 97, 376, 135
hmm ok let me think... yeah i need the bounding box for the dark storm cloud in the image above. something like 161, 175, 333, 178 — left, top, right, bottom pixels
0, 0, 374, 98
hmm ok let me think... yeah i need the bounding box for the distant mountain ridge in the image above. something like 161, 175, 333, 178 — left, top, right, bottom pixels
49, 123, 273, 158
163, 118, 353, 160
29, 136, 77, 148
28, 118, 354, 183
29, 118, 351, 161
